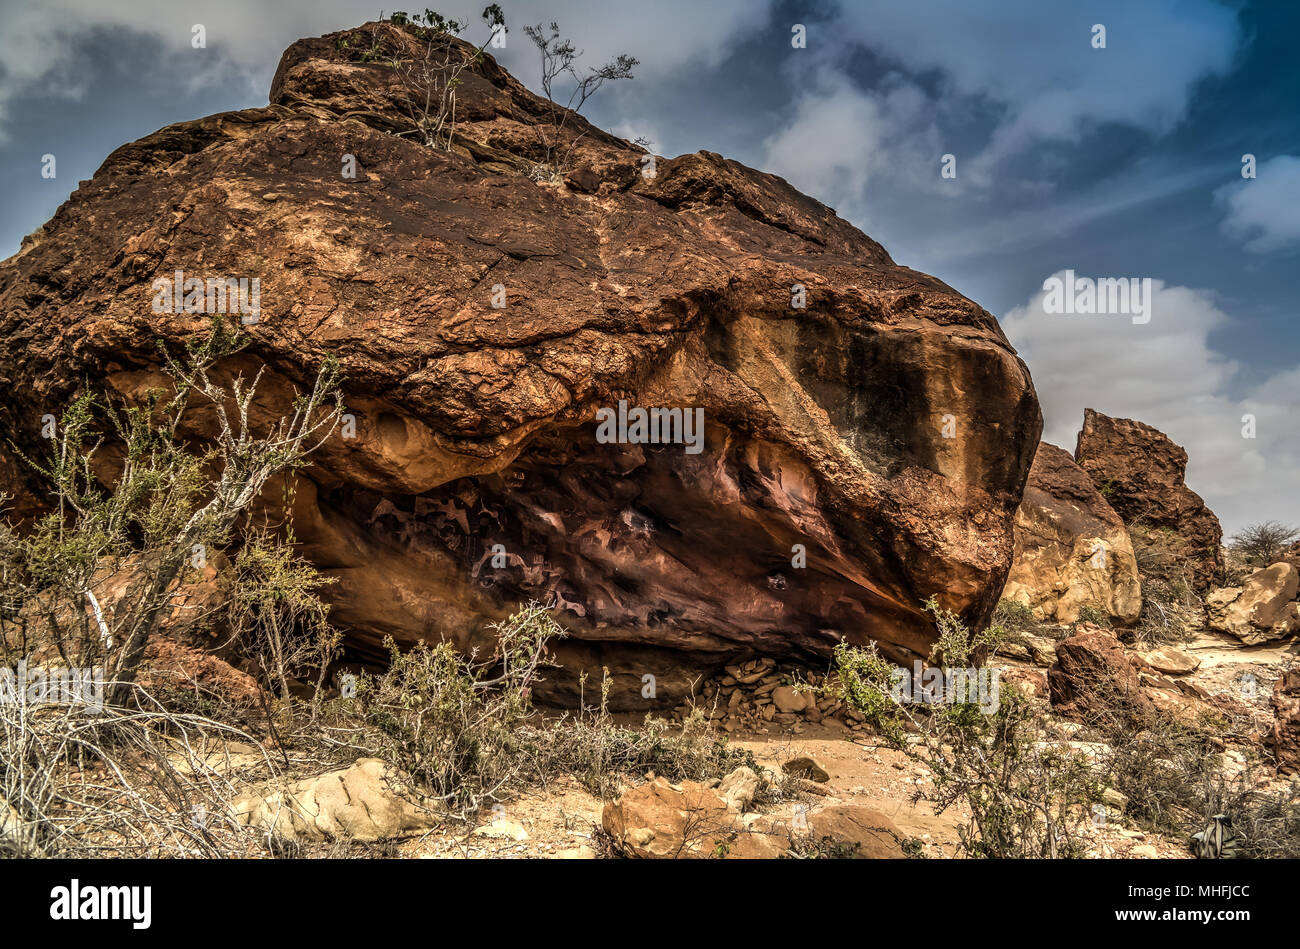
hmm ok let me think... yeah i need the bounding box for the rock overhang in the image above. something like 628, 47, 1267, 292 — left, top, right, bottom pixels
0, 21, 1043, 707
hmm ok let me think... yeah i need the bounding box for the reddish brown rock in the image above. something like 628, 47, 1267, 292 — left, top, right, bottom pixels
600, 774, 786, 859
1073, 409, 1222, 588
1271, 666, 1300, 775
139, 638, 261, 714
1141, 646, 1200, 675
1004, 442, 1141, 625
0, 23, 1041, 705
805, 805, 909, 858
998, 666, 1049, 701
1047, 625, 1155, 724
600, 774, 907, 858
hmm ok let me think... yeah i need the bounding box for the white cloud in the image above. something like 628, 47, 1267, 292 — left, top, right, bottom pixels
1003, 272, 1299, 536
0, 0, 770, 142
0, 0, 362, 141
760, 68, 942, 228
833, 0, 1241, 183
489, 0, 766, 83
608, 119, 667, 154
754, 0, 1241, 210
1215, 155, 1300, 253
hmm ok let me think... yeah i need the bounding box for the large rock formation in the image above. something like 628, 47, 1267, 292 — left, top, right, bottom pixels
0, 22, 1041, 706
1004, 442, 1141, 625
1073, 409, 1222, 588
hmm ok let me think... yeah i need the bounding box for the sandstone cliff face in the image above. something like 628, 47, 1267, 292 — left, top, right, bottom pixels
0, 23, 1041, 705
1004, 442, 1141, 626
1074, 408, 1222, 589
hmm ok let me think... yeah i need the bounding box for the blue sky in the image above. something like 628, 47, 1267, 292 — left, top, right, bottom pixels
0, 0, 1296, 533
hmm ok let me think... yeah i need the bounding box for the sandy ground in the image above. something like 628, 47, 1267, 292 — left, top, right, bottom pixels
391, 721, 1198, 858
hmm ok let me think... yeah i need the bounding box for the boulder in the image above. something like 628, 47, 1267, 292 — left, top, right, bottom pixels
1141, 646, 1200, 676
0, 22, 1042, 702
600, 776, 907, 858
600, 775, 787, 858
11, 552, 254, 709
1271, 667, 1300, 775
805, 805, 909, 858
1073, 409, 1223, 589
717, 766, 761, 812
771, 686, 811, 714
1205, 563, 1300, 645
1047, 625, 1155, 724
781, 756, 830, 783
17, 553, 233, 660
998, 666, 1049, 701
1004, 442, 1141, 625
231, 758, 437, 843
139, 638, 261, 713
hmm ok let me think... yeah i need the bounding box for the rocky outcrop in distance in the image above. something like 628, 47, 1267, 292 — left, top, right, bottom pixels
1074, 408, 1223, 589
1206, 562, 1300, 645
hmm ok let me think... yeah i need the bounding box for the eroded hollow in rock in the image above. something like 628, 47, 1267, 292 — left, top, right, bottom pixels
315, 417, 930, 706
0, 22, 1044, 710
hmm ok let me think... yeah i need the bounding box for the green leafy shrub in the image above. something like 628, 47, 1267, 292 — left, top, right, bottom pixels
355, 602, 560, 815
824, 600, 1101, 858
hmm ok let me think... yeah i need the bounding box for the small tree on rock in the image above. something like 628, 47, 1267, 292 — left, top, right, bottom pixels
522, 21, 637, 179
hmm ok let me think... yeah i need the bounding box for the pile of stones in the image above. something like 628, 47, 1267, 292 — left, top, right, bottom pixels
672, 657, 871, 735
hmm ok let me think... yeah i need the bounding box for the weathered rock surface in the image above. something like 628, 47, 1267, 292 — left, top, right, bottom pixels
1047, 625, 1155, 724
1074, 409, 1222, 588
805, 804, 910, 858
1270, 666, 1300, 775
1205, 563, 1300, 645
717, 765, 761, 811
600, 772, 786, 858
139, 638, 261, 715
600, 769, 907, 858
1141, 646, 1200, 676
1004, 442, 1141, 625
231, 757, 436, 843
781, 756, 830, 782
0, 22, 1041, 704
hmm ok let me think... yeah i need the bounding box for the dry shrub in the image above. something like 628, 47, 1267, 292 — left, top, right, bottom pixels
0, 319, 341, 857
352, 604, 754, 815
524, 676, 757, 799
352, 602, 559, 818
0, 682, 275, 857
1128, 523, 1202, 646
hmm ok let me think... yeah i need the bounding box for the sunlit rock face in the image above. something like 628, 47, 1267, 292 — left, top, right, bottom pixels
1074, 408, 1223, 590
0, 23, 1041, 707
1005, 442, 1142, 627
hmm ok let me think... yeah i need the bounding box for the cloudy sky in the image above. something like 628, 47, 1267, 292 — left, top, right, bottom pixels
0, 0, 1296, 534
